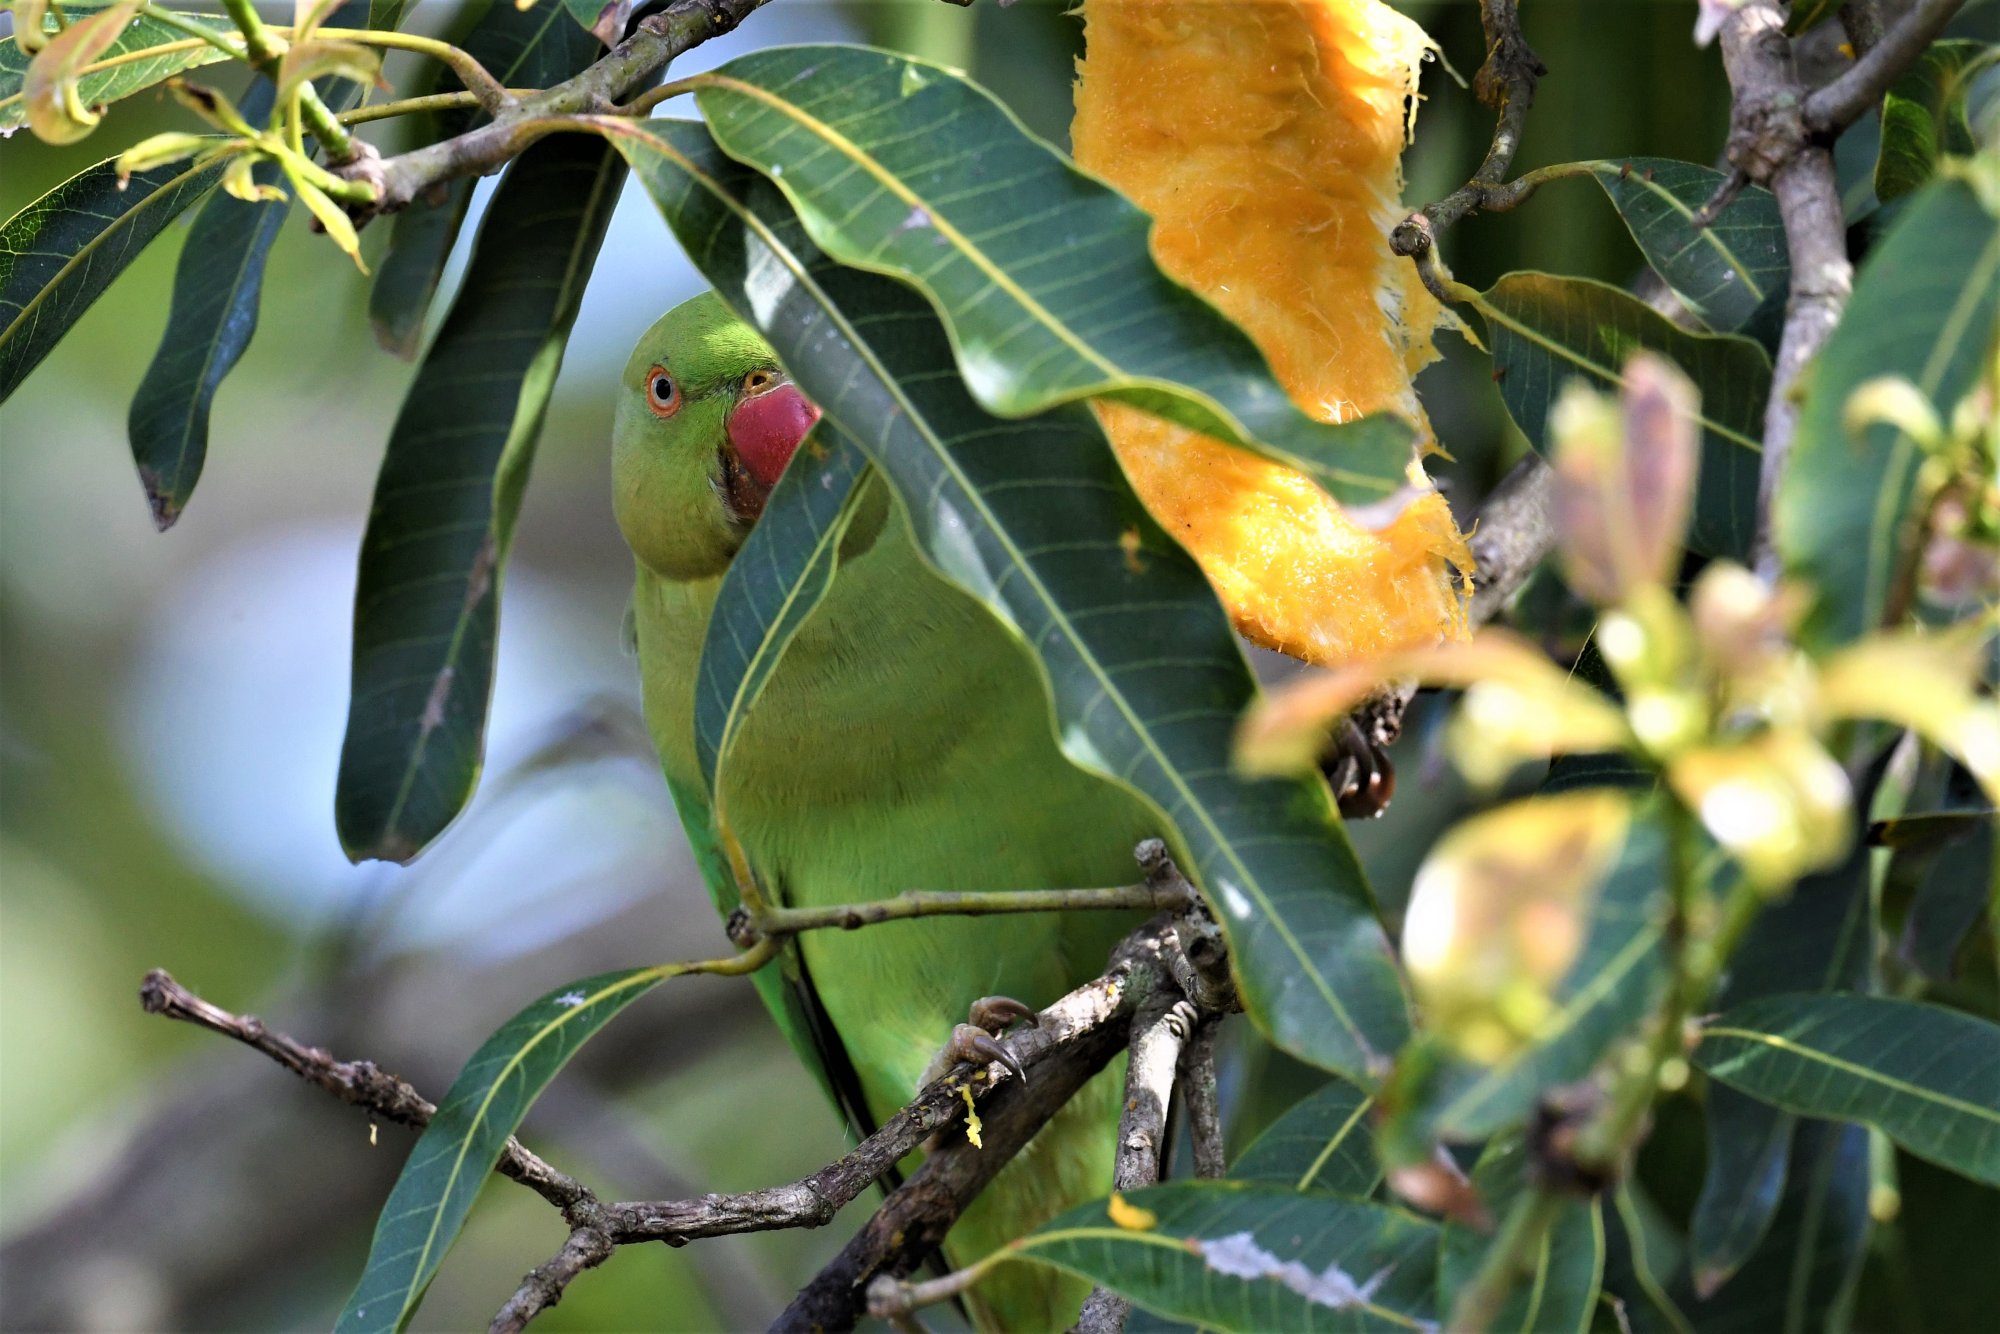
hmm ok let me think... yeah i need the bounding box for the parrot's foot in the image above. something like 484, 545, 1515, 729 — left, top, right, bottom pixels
923, 996, 1040, 1088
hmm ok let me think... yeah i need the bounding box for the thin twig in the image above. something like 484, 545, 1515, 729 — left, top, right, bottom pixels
138, 970, 592, 1211
489, 1227, 615, 1334
1181, 1019, 1228, 1180
1074, 979, 1198, 1334
1807, 0, 1966, 133
1716, 3, 1855, 577
1390, 0, 1546, 261
775, 926, 1172, 1333
1467, 453, 1559, 626
746, 880, 1189, 938
354, 0, 778, 214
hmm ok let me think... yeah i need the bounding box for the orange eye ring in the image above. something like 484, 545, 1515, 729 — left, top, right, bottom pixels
743, 368, 777, 394
645, 365, 681, 418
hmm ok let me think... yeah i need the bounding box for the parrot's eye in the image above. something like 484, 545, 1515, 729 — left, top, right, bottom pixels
645, 365, 681, 418
743, 368, 776, 394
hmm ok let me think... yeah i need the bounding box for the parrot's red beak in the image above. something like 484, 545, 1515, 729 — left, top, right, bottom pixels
726, 380, 821, 491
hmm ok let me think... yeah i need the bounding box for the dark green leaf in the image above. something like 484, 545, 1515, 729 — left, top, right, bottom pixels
1897, 810, 1993, 983
368, 0, 603, 356
695, 430, 871, 789
1777, 177, 2000, 652
1385, 805, 1670, 1144
1695, 993, 2000, 1187
1012, 1181, 1439, 1332
1601, 1184, 1692, 1334
1688, 1086, 1795, 1298
692, 46, 1417, 510
1581, 158, 1787, 333
335, 134, 623, 862
1674, 1119, 1870, 1334
1440, 1140, 1604, 1334
1229, 1079, 1379, 1197
0, 5, 235, 134
1469, 273, 1769, 562
125, 165, 285, 529
335, 964, 680, 1334
1686, 816, 1871, 1302
367, 0, 414, 30
610, 117, 1412, 1082
0, 153, 221, 405
1875, 41, 1996, 204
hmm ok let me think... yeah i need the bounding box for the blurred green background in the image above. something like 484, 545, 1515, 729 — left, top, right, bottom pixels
0, 1, 1957, 1328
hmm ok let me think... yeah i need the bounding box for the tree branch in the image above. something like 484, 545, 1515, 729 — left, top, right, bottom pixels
350, 0, 777, 214
1389, 0, 1546, 262
141, 905, 1180, 1333
1715, 3, 1854, 576
1809, 0, 1966, 133
1074, 978, 1197, 1334
775, 924, 1173, 1333
138, 970, 592, 1211
1180, 1019, 1228, 1181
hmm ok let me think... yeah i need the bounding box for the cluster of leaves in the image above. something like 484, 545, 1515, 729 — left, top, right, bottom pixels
3, 2, 1998, 1330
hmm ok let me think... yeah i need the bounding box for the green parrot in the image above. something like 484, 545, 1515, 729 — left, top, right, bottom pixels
613, 292, 1162, 1331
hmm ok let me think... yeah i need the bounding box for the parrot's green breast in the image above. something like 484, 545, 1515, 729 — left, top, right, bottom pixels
618, 296, 1162, 1331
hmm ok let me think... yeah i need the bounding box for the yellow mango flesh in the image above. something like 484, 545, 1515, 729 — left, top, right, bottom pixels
1073, 0, 1472, 665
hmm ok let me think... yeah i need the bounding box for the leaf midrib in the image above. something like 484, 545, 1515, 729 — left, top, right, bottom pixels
1699, 1024, 2000, 1126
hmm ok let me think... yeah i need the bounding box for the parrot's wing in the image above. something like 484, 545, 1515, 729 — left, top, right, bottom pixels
663, 773, 884, 1149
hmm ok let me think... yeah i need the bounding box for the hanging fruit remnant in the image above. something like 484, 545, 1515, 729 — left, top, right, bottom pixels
1073, 0, 1472, 666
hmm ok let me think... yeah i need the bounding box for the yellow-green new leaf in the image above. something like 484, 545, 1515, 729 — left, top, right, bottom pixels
1236, 629, 1630, 785
22, 0, 143, 144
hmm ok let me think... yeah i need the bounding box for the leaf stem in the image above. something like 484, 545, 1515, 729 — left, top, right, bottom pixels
337, 90, 531, 127
317, 26, 514, 115
749, 882, 1189, 937
1446, 1186, 1568, 1333
218, 0, 359, 164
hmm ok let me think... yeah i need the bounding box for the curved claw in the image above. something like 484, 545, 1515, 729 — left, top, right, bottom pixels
949, 1023, 1026, 1083
969, 995, 1040, 1034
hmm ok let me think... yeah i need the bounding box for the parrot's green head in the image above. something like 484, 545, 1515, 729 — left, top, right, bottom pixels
613, 291, 822, 581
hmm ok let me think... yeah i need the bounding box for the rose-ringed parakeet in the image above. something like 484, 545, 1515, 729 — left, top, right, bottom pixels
613, 292, 1162, 1331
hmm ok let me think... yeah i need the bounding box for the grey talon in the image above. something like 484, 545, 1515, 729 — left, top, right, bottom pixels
951, 1023, 1026, 1082
969, 995, 1040, 1033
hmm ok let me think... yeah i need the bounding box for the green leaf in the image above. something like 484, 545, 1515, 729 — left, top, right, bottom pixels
1687, 1085, 1795, 1299
1580, 158, 1787, 334
126, 7, 382, 527
1875, 41, 1997, 204
1229, 1079, 1379, 1197
366, 0, 414, 31
1695, 993, 2000, 1187
0, 4, 236, 135
1384, 805, 1670, 1145
1675, 1119, 1870, 1334
1439, 1141, 1604, 1334
1468, 272, 1769, 562
695, 430, 871, 790
367, 0, 603, 356
0, 153, 222, 405
1010, 1181, 1439, 1332
691, 45, 1417, 511
125, 161, 285, 529
334, 964, 681, 1334
1896, 809, 1994, 984
1685, 827, 1871, 1304
1600, 1184, 1692, 1334
334, 134, 624, 862
1778, 176, 2000, 652
610, 117, 1412, 1082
